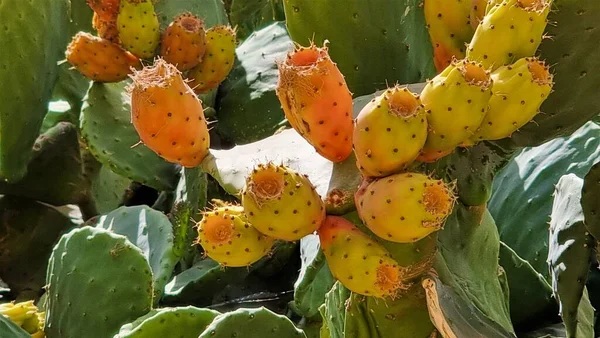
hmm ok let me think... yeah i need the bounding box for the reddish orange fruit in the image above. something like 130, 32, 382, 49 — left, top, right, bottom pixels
160, 12, 207, 71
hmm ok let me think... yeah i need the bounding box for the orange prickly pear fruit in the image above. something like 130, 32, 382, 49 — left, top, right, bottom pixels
353, 85, 428, 177
128, 58, 210, 167
187, 25, 236, 94
66, 32, 140, 82
87, 0, 121, 22
318, 215, 407, 298
92, 12, 120, 43
355, 172, 456, 243
276, 42, 354, 163
160, 13, 207, 72
241, 162, 326, 241
196, 204, 275, 267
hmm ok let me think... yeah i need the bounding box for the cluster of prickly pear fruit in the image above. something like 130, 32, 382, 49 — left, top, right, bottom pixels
65, 0, 236, 94
195, 162, 326, 267
0, 300, 46, 337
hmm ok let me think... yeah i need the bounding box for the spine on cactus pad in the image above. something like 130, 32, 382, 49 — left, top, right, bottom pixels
353, 85, 428, 177
241, 162, 326, 241
128, 58, 210, 167
195, 204, 275, 267
466, 0, 552, 71
318, 215, 408, 298
116, 0, 161, 59
160, 13, 207, 72
417, 58, 492, 162
472, 57, 554, 141
275, 41, 354, 163
187, 25, 236, 93
354, 172, 456, 243
65, 32, 140, 83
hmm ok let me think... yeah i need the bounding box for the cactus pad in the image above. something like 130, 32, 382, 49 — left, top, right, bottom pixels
44, 227, 154, 338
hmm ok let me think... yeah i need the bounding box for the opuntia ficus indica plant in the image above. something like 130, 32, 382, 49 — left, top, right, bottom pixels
1, 0, 600, 337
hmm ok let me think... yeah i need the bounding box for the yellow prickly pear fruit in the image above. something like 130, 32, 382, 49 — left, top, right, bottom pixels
241, 163, 326, 241
418, 58, 492, 162
473, 57, 553, 141
424, 0, 474, 72
466, 0, 552, 71
195, 204, 274, 267
353, 85, 427, 177
318, 215, 407, 298
187, 25, 236, 94
354, 173, 456, 243
116, 0, 161, 59
469, 0, 488, 29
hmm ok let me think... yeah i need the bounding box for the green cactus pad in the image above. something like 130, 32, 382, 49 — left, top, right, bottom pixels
319, 282, 351, 338
434, 205, 515, 334
293, 235, 335, 320
163, 258, 250, 306
344, 285, 435, 338
509, 0, 600, 147
155, 0, 228, 30
0, 0, 71, 182
0, 122, 86, 206
0, 196, 74, 299
283, 0, 435, 97
171, 167, 207, 265
115, 306, 220, 338
581, 161, 600, 239
548, 174, 595, 338
229, 0, 285, 40
83, 151, 133, 214
95, 206, 178, 302
0, 315, 30, 338
498, 242, 556, 326
45, 226, 154, 338
198, 307, 307, 338
216, 22, 290, 144
490, 121, 600, 280
422, 275, 517, 338
81, 81, 180, 191
51, 0, 94, 108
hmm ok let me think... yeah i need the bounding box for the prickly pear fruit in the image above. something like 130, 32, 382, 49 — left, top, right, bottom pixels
424, 0, 474, 72
241, 162, 326, 241
116, 0, 160, 59
466, 0, 552, 71
418, 58, 492, 162
92, 12, 120, 43
318, 215, 407, 298
66, 32, 140, 83
275, 42, 354, 163
87, 0, 120, 21
355, 172, 455, 243
473, 57, 553, 141
0, 300, 45, 335
160, 13, 207, 72
353, 85, 427, 177
469, 0, 488, 29
187, 25, 236, 94
128, 58, 210, 167
196, 204, 275, 267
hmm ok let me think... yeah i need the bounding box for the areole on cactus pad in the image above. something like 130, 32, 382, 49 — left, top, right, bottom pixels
276, 41, 354, 163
